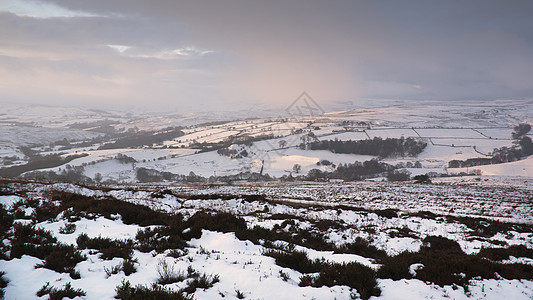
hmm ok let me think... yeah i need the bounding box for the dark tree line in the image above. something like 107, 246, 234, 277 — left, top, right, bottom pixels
520, 136, 533, 156
217, 147, 248, 159
136, 168, 272, 183
115, 153, 137, 164
193, 134, 274, 153
304, 137, 427, 158
305, 159, 398, 181
98, 128, 184, 150
136, 168, 202, 183
0, 153, 88, 178
23, 165, 92, 183
512, 123, 531, 139
449, 123, 532, 168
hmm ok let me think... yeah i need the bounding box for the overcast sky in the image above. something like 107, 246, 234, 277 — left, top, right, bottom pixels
1, 0, 533, 111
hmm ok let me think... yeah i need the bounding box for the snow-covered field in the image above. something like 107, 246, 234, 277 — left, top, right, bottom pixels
0, 100, 532, 299
2, 100, 531, 182
0, 179, 532, 299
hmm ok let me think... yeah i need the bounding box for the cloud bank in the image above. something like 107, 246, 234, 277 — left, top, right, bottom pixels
1, 0, 533, 111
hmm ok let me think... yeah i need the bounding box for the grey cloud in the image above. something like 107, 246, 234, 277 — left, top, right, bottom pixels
2, 0, 533, 110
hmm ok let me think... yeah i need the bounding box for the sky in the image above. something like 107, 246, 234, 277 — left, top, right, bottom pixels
1, 0, 533, 111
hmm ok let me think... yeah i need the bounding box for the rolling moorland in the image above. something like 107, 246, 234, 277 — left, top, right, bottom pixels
0, 99, 532, 299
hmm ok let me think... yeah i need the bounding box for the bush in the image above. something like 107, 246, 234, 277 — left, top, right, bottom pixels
10, 224, 57, 259
33, 200, 61, 222
0, 206, 13, 259
156, 259, 186, 285
452, 216, 533, 238
135, 225, 187, 253
512, 123, 531, 139
35, 244, 85, 278
377, 251, 417, 280
299, 262, 381, 300
373, 208, 399, 219
122, 258, 137, 276
263, 248, 322, 273
378, 236, 533, 289
104, 264, 123, 278
0, 205, 13, 238
413, 174, 431, 183
186, 212, 247, 234
421, 236, 463, 253
181, 273, 220, 294
105, 258, 138, 277
0, 271, 8, 299
36, 282, 86, 300
387, 170, 411, 182
279, 270, 290, 281
478, 245, 533, 261
59, 223, 77, 234
10, 224, 84, 278
236, 289, 245, 299
335, 237, 388, 259
388, 226, 418, 239
115, 281, 193, 300
46, 191, 170, 226
76, 234, 133, 260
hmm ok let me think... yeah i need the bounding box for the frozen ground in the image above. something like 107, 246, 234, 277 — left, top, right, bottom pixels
0, 179, 532, 299
1, 100, 532, 298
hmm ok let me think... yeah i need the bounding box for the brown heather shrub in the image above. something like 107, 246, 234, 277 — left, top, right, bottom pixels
115, 280, 193, 300
377, 236, 533, 289
0, 271, 8, 299
263, 248, 323, 274
10, 224, 57, 259
0, 206, 13, 259
35, 244, 85, 278
299, 262, 381, 300
264, 246, 381, 300
185, 212, 247, 233
477, 245, 533, 261
335, 237, 388, 259
180, 273, 220, 294
76, 234, 133, 260
36, 282, 86, 300
46, 190, 170, 226
135, 226, 187, 253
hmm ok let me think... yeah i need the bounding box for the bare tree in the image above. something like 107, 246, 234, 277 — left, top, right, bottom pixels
292, 164, 301, 174
94, 173, 103, 183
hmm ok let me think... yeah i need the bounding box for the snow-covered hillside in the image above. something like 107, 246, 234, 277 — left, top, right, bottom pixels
0, 180, 532, 299
2, 100, 532, 182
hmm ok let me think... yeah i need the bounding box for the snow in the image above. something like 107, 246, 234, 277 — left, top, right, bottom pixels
376, 278, 533, 300
0, 195, 24, 208
0, 255, 79, 300
40, 216, 142, 245
2, 101, 533, 299
4, 100, 531, 181
367, 129, 418, 139
320, 131, 369, 141
0, 229, 358, 300
187, 230, 356, 300
416, 128, 484, 139
474, 156, 533, 177
1, 180, 533, 299
297, 245, 378, 269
